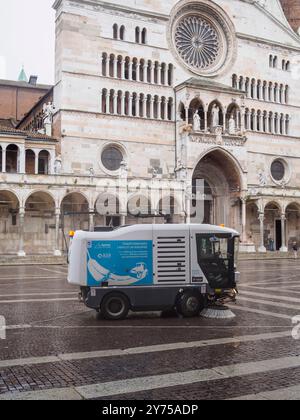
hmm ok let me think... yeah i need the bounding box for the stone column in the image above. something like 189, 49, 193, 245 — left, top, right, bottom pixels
241, 198, 247, 243
185, 107, 189, 125
157, 99, 162, 120
280, 214, 288, 252
223, 110, 226, 133
143, 62, 147, 83
34, 150, 39, 174
113, 93, 118, 115
157, 64, 161, 85
150, 98, 154, 119
18, 207, 26, 257
19, 145, 25, 174
105, 59, 109, 77
253, 112, 257, 131
272, 115, 276, 134
120, 214, 126, 226
204, 110, 208, 132
54, 208, 62, 256
128, 61, 133, 81
121, 60, 125, 80
241, 110, 245, 133
89, 208, 95, 233
2, 144, 7, 173
128, 94, 133, 117
113, 58, 118, 78
106, 92, 110, 114
142, 98, 147, 118
258, 212, 266, 253
121, 93, 125, 116
136, 63, 140, 82
151, 64, 155, 84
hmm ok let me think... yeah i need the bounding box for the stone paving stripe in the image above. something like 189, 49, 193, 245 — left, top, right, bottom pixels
0, 297, 77, 304
229, 384, 300, 400
0, 387, 83, 401
0, 276, 65, 281
241, 285, 300, 294
230, 305, 292, 320
2, 354, 300, 400
240, 290, 300, 303
237, 296, 300, 311
0, 292, 77, 298
0, 330, 291, 369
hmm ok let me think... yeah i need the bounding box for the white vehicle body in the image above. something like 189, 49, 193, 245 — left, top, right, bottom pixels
68, 224, 239, 319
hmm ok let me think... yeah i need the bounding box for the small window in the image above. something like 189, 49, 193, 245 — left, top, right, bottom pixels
101, 146, 123, 171
271, 160, 285, 181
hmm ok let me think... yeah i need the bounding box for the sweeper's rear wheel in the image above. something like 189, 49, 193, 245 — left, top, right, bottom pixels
176, 291, 204, 318
101, 293, 130, 320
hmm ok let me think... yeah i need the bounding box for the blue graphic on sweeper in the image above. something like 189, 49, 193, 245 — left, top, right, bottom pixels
87, 240, 153, 287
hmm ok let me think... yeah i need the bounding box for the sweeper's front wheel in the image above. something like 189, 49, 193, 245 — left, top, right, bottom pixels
176, 291, 204, 318
101, 292, 130, 320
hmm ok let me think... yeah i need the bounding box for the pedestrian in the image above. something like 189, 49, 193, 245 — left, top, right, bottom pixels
292, 241, 298, 259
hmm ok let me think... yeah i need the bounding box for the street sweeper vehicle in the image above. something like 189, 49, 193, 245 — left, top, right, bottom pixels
68, 224, 240, 320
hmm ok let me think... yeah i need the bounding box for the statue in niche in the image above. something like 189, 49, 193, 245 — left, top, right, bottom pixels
211, 104, 220, 128
229, 115, 236, 134
193, 110, 201, 131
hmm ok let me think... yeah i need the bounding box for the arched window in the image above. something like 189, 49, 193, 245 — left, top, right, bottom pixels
251, 79, 256, 99
153, 96, 159, 119
285, 86, 289, 104
285, 115, 290, 135
262, 81, 267, 101
102, 53, 108, 76
109, 54, 115, 77
120, 25, 125, 41
146, 95, 151, 118
269, 55, 273, 68
168, 64, 173, 86
132, 58, 138, 81
286, 61, 290, 71
101, 89, 108, 113
113, 24, 118, 40
135, 27, 140, 43
161, 63, 166, 85
168, 98, 173, 121
117, 91, 122, 115
109, 89, 115, 114
25, 149, 35, 174
273, 56, 278, 68
38, 150, 50, 175
6, 144, 19, 173
141, 28, 147, 44
124, 57, 130, 80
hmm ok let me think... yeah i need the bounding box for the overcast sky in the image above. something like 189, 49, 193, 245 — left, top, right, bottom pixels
0, 0, 55, 85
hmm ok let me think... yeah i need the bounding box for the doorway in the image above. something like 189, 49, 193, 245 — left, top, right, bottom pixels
275, 219, 282, 251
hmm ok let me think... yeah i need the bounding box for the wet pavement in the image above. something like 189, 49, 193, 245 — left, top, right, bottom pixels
0, 260, 300, 400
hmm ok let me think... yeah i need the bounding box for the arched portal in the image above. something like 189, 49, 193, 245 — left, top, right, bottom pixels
264, 202, 282, 251
24, 191, 55, 254
0, 190, 20, 254
286, 203, 300, 250
192, 149, 242, 228
61, 193, 89, 250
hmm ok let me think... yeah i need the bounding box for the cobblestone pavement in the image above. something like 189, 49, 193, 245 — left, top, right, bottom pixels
0, 260, 300, 400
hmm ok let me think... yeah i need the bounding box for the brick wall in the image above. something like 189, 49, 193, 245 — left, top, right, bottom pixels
280, 0, 300, 32
0, 84, 50, 123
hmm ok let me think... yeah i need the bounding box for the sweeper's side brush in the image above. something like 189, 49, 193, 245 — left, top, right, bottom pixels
201, 304, 236, 319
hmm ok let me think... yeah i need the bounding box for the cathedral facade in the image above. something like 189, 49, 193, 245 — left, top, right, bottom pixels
1, 0, 300, 255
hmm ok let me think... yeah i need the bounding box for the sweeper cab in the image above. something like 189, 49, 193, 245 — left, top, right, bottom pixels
68, 224, 240, 320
